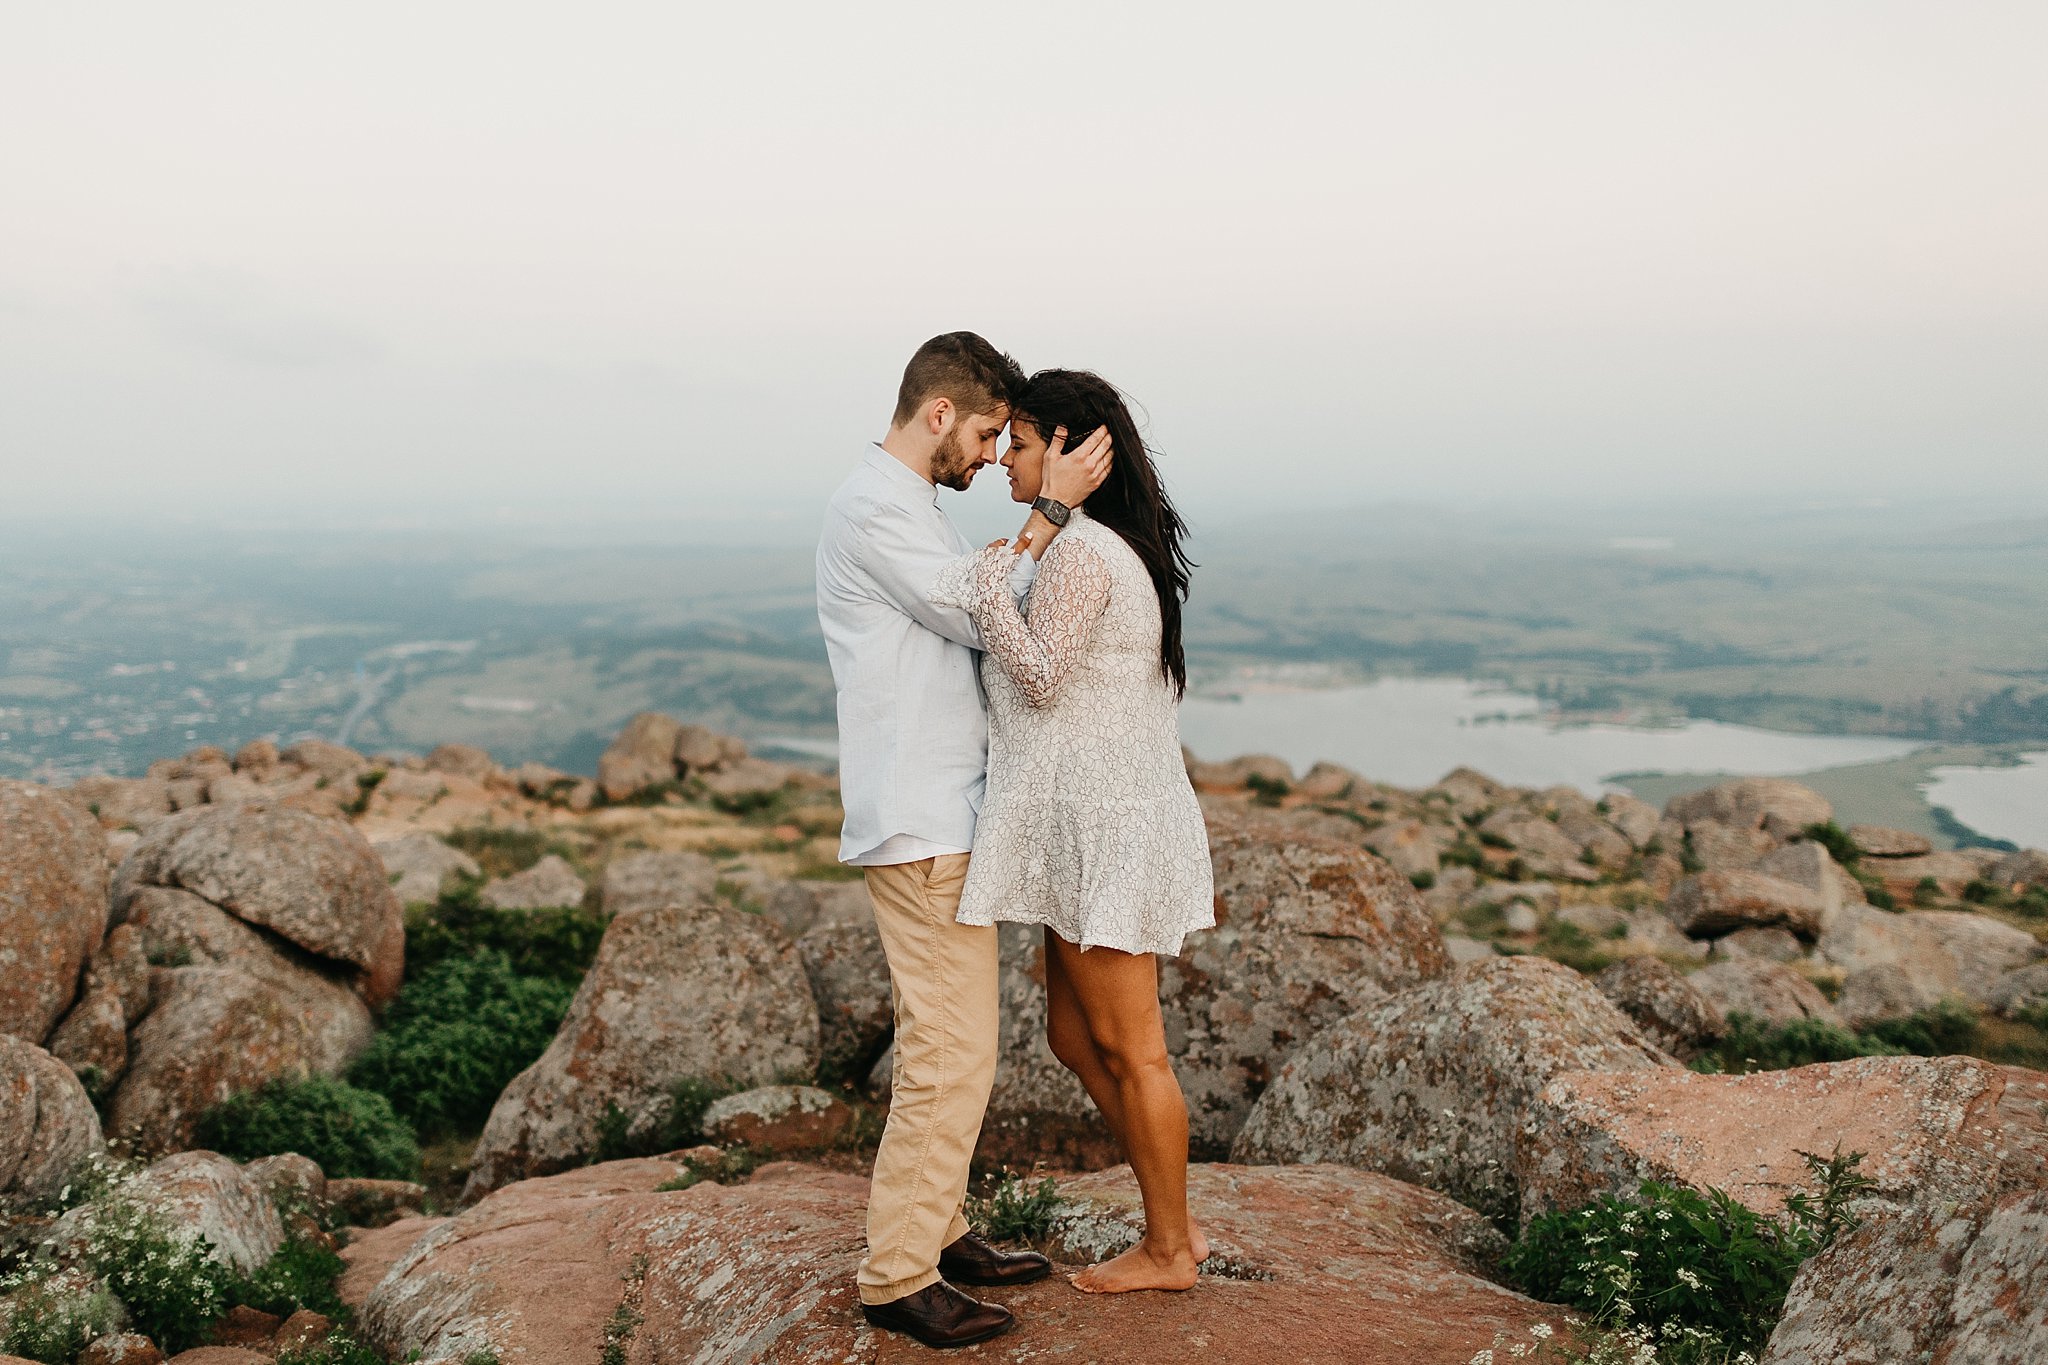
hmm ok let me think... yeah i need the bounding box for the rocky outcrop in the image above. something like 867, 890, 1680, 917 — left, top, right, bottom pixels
476, 854, 586, 911
1184, 751, 1293, 792
46, 923, 150, 1088
1518, 1056, 2048, 1222
463, 897, 819, 1199
1987, 847, 2048, 889
1232, 956, 1674, 1219
699, 1085, 854, 1152
1665, 777, 1832, 839
1594, 956, 1725, 1059
596, 713, 773, 802
113, 803, 404, 1007
371, 834, 480, 905
1987, 962, 2048, 1018
1664, 869, 1825, 939
0, 1035, 104, 1204
1685, 958, 1842, 1028
121, 1151, 287, 1275
352, 1157, 1560, 1365
982, 816, 1452, 1165
0, 780, 110, 1045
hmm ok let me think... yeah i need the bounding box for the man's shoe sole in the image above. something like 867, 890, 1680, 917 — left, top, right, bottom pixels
860, 1305, 1016, 1349
937, 1261, 1053, 1288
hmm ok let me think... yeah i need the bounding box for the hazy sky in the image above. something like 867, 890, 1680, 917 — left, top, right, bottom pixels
3, 2, 2045, 531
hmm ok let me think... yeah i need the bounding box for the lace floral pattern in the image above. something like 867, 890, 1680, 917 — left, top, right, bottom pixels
931, 512, 1215, 956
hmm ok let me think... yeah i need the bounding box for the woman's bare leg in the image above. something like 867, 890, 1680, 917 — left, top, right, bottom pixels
1047, 934, 1198, 1293
1042, 931, 1208, 1262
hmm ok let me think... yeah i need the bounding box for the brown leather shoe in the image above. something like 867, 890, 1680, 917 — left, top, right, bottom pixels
861, 1279, 1015, 1349
939, 1230, 1053, 1286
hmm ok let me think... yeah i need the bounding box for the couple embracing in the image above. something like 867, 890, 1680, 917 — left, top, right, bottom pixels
815, 332, 1214, 1348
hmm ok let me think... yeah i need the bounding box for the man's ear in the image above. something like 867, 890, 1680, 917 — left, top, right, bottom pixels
927, 396, 954, 435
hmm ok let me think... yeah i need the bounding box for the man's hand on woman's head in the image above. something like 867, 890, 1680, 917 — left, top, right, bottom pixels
1039, 426, 1113, 507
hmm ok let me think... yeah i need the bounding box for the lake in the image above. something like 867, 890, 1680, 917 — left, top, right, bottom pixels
1179, 677, 1926, 791
1923, 751, 2048, 851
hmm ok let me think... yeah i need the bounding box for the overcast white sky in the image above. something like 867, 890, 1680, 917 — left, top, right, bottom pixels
2, 2, 2044, 531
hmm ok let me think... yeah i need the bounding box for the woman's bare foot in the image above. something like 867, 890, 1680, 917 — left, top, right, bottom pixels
1070, 1238, 1200, 1294
1191, 1221, 1211, 1264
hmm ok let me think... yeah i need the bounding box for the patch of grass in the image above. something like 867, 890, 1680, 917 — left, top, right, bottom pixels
276, 1333, 388, 1365
404, 882, 609, 983
967, 1173, 1065, 1243
1409, 869, 1437, 890
1800, 821, 1860, 867
1244, 773, 1289, 807
349, 950, 576, 1141
653, 1147, 764, 1191
1529, 920, 1618, 975
197, 1076, 419, 1181
1504, 1149, 1874, 1363
440, 825, 581, 880
1912, 875, 1943, 906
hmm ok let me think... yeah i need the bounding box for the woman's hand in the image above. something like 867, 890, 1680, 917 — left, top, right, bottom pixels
1039, 426, 1113, 507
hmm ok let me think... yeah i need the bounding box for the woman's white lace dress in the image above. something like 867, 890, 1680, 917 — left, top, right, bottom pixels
930, 511, 1214, 956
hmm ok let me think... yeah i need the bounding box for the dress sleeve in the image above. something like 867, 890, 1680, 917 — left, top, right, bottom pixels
967, 537, 1112, 708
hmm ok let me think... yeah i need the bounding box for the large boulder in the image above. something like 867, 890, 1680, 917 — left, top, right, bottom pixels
1818, 905, 2042, 1018
120, 1151, 287, 1275
106, 966, 360, 1155
1848, 824, 1932, 858
596, 711, 682, 801
463, 897, 819, 1199
698, 1085, 854, 1153
1359, 819, 1447, 881
1685, 958, 1842, 1028
1988, 847, 2048, 890
1664, 869, 1825, 940
794, 900, 892, 1082
353, 1158, 1559, 1365
982, 817, 1453, 1165
1987, 961, 2048, 1019
1664, 777, 1832, 838
371, 834, 480, 905
1757, 1064, 2048, 1364
1594, 956, 1725, 1060
46, 923, 152, 1089
0, 1035, 104, 1204
1764, 1190, 2048, 1365
0, 780, 110, 1044
476, 854, 586, 911
599, 850, 718, 916
113, 804, 404, 1007
1864, 849, 1994, 900
1518, 1056, 2048, 1223
68, 774, 176, 830
1753, 840, 1861, 932
1232, 956, 1674, 1220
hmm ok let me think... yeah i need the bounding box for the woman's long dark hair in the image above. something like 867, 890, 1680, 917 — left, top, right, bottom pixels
1017, 369, 1194, 697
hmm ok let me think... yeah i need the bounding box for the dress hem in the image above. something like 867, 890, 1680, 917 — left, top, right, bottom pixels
954, 905, 1207, 959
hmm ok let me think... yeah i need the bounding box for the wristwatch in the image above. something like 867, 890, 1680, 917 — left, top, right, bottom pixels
1031, 495, 1073, 527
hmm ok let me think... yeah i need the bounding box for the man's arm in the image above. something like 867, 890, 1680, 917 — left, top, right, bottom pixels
854, 501, 986, 650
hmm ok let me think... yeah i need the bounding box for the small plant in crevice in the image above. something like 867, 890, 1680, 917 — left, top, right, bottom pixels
967, 1173, 1065, 1244
593, 1075, 747, 1164
654, 1146, 764, 1191
342, 768, 387, 817
1244, 772, 1290, 807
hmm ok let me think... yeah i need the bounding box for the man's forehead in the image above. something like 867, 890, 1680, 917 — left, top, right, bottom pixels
966, 405, 1010, 428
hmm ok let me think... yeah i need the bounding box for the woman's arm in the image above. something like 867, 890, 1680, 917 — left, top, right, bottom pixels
966, 538, 1112, 708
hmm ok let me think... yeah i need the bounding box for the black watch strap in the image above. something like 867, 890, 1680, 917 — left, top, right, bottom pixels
1032, 495, 1073, 527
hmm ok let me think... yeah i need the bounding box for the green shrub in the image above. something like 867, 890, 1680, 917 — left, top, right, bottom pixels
0, 1273, 122, 1362
654, 1146, 763, 1191
197, 1076, 419, 1181
81, 1197, 237, 1352
968, 1173, 1065, 1243
1693, 1002, 1984, 1076
440, 825, 582, 879
1442, 840, 1487, 872
404, 884, 608, 983
1504, 1150, 1872, 1362
1800, 821, 1860, 866
350, 950, 577, 1139
1409, 869, 1437, 891
1244, 773, 1289, 807
1912, 876, 1943, 906
1477, 829, 1514, 850
229, 1230, 348, 1320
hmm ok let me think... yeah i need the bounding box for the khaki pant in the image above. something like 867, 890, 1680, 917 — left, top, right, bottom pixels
858, 853, 999, 1305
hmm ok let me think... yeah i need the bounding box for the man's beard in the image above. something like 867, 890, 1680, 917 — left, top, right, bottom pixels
931, 426, 976, 491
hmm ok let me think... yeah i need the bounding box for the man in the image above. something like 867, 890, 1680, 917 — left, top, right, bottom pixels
816, 332, 1110, 1348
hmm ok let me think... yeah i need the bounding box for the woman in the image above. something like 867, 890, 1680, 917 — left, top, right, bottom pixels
932, 369, 1213, 1294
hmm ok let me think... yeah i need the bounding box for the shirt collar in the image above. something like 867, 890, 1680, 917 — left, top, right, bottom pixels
865, 444, 941, 506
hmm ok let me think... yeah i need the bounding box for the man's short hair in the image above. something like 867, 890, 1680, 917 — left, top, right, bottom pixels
891, 332, 1026, 427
